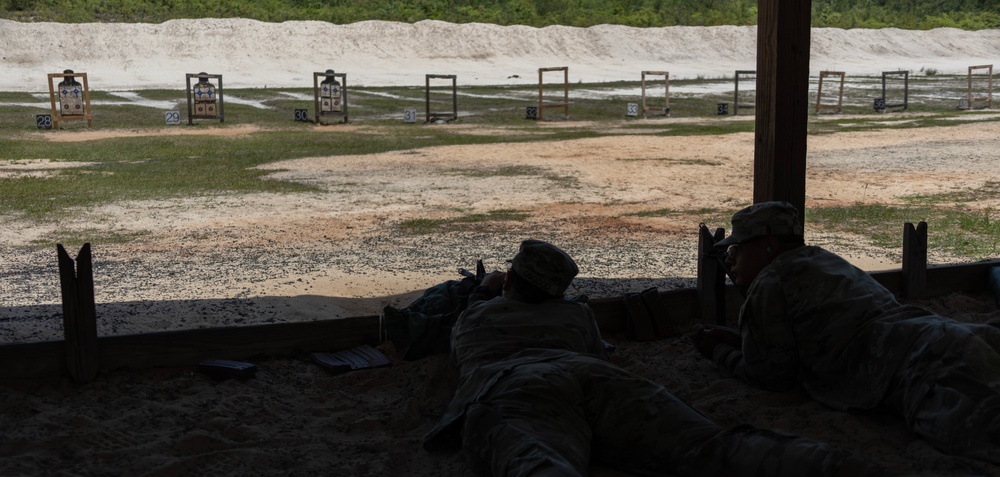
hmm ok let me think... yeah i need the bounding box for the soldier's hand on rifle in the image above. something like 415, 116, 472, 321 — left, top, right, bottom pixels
690, 325, 741, 359
479, 271, 506, 295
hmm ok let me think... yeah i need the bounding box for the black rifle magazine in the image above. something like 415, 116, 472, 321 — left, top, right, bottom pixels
311, 344, 391, 376
197, 359, 257, 380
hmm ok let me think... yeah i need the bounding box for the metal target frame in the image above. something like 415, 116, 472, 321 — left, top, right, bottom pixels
641, 70, 670, 118
967, 64, 994, 110
425, 74, 458, 123
185, 73, 225, 125
313, 70, 349, 124
538, 66, 569, 121
878, 70, 909, 112
733, 70, 756, 116
47, 71, 93, 129
814, 70, 845, 114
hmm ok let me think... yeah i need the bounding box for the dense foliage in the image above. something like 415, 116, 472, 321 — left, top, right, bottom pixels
1, 0, 998, 29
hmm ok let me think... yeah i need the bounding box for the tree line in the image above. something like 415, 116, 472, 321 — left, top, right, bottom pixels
2, 0, 998, 29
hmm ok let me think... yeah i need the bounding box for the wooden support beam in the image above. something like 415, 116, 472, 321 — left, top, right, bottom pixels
57, 244, 99, 384
902, 221, 928, 298
753, 0, 811, 220
0, 315, 381, 380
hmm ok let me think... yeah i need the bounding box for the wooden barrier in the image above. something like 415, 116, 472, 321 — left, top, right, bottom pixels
1, 230, 998, 380
538, 67, 569, 120
878, 70, 909, 112
640, 71, 670, 118
967, 64, 994, 110
734, 70, 756, 116
902, 221, 928, 298
57, 244, 99, 383
425, 74, 458, 123
815, 71, 845, 114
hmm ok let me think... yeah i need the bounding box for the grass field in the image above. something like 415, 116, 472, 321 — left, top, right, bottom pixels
2, 74, 999, 260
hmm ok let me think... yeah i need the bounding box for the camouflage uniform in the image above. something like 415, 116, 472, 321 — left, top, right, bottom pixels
425, 295, 880, 477
712, 245, 1000, 463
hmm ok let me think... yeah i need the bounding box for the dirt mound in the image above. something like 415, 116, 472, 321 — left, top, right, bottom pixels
2, 19, 998, 91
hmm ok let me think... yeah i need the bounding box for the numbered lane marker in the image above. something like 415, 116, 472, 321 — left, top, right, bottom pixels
164, 111, 180, 125
36, 114, 53, 129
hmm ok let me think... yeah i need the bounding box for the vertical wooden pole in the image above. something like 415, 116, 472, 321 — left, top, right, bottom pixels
186, 74, 194, 125
313, 72, 321, 124
754, 0, 811, 221
58, 243, 99, 383
425, 74, 431, 123
563, 67, 569, 119
902, 222, 928, 299
697, 224, 727, 325
537, 68, 544, 121
47, 74, 60, 129
217, 75, 225, 123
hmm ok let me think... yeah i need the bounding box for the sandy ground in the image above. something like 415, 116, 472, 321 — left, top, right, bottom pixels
3, 119, 999, 342
2, 119, 999, 476
2, 19, 1000, 477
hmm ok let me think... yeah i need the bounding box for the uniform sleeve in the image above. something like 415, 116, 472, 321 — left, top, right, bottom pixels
713, 279, 800, 392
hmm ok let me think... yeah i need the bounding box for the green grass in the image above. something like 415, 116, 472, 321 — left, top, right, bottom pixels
399, 209, 531, 234
808, 203, 1000, 261
440, 164, 580, 187
28, 228, 151, 250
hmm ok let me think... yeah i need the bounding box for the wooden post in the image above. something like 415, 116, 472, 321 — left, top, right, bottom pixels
58, 243, 99, 383
902, 222, 928, 299
697, 224, 727, 325
753, 0, 811, 222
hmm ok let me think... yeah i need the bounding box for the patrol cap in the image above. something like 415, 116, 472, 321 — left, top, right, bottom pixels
715, 201, 803, 248
509, 239, 579, 297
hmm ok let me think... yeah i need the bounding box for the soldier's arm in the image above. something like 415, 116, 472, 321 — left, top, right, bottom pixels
713, 290, 800, 392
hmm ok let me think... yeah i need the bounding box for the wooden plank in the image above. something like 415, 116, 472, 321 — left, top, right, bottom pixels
0, 341, 67, 379
0, 315, 381, 380
697, 224, 727, 325
96, 315, 382, 370
902, 221, 928, 298
57, 244, 98, 383
74, 244, 99, 382
753, 0, 811, 219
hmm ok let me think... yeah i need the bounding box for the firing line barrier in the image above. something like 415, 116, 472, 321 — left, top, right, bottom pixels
3, 225, 998, 381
